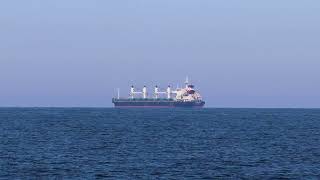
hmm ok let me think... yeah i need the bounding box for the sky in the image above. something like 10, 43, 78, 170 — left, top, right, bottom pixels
0, 0, 320, 107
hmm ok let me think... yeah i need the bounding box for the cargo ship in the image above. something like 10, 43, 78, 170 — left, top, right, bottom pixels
112, 77, 205, 108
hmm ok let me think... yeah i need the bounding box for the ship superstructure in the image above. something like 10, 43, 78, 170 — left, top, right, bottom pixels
112, 77, 205, 108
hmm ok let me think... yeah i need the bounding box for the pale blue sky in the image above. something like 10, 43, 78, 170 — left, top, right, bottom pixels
1, 0, 320, 107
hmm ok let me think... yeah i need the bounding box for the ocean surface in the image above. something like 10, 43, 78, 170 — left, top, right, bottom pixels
0, 108, 320, 179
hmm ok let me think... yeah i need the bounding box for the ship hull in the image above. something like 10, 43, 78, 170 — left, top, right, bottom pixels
112, 98, 205, 108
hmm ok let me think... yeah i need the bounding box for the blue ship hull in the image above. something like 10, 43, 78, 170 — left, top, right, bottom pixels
112, 98, 205, 108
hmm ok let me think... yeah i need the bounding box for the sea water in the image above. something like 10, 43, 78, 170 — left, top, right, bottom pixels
0, 108, 319, 179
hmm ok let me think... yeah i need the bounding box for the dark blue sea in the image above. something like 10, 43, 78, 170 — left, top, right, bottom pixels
0, 108, 320, 179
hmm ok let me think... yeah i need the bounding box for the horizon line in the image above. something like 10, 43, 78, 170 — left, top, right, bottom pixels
0, 106, 319, 109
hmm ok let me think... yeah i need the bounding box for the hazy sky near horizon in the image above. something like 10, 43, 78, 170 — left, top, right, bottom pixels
1, 0, 320, 107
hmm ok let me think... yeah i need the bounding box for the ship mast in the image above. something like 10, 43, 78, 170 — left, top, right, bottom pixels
185, 76, 189, 88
